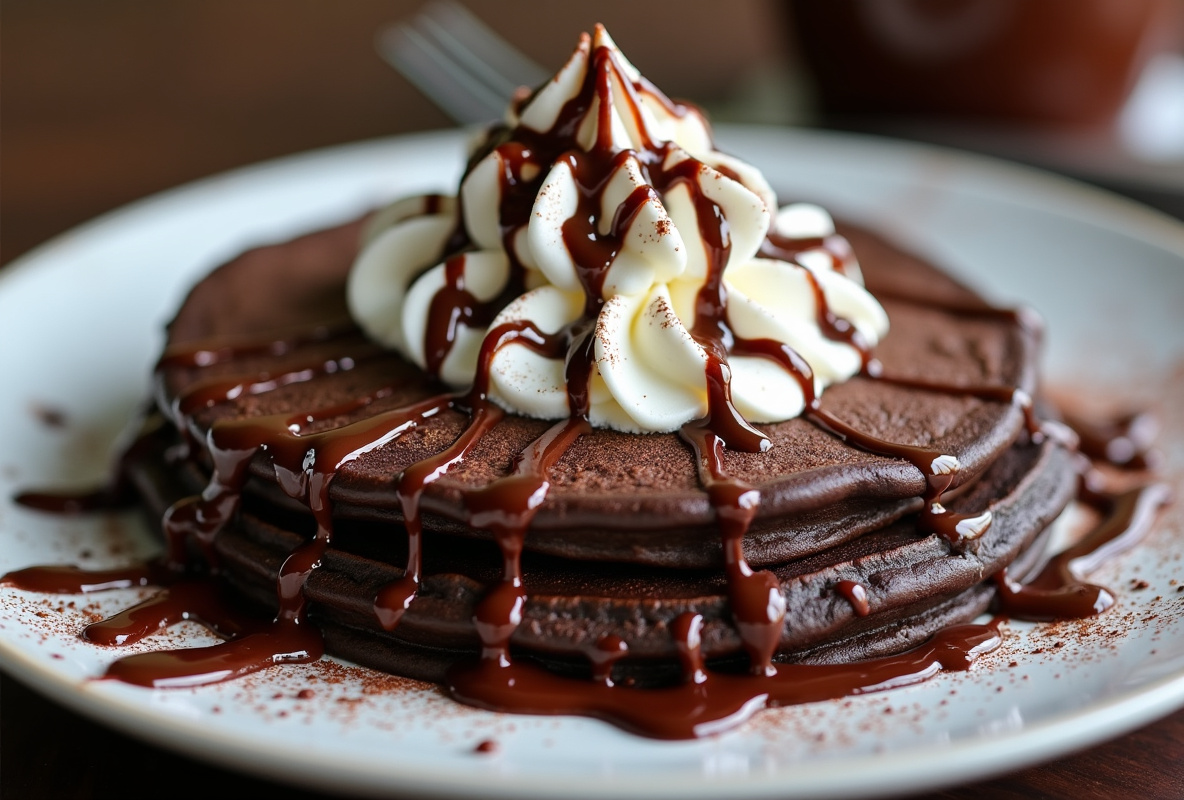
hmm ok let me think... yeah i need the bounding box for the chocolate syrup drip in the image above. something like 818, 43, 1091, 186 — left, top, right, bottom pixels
455, 416, 588, 669
1, 562, 169, 594
803, 264, 873, 369
373, 400, 505, 630
587, 635, 629, 687
172, 346, 380, 419
760, 228, 872, 367
81, 335, 462, 685
1, 557, 325, 688
373, 320, 563, 630
731, 335, 991, 546
563, 321, 598, 419
678, 423, 784, 676
157, 322, 355, 371
448, 620, 1000, 740
995, 480, 1171, 621
13, 487, 129, 515
1061, 409, 1160, 470
674, 162, 768, 454
102, 623, 323, 689
761, 230, 858, 279
670, 612, 709, 684
870, 373, 1070, 447
83, 579, 262, 647
86, 377, 448, 685
422, 254, 525, 375
163, 381, 425, 566
837, 580, 871, 617
810, 406, 993, 545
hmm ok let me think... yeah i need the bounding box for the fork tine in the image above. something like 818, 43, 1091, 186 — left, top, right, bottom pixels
422, 1, 549, 91
377, 1, 549, 125
414, 16, 523, 101
377, 24, 507, 124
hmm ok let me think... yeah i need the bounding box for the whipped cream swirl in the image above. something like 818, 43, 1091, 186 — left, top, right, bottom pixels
348, 26, 889, 436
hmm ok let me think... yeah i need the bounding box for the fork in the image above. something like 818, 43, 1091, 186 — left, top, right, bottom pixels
377, 1, 549, 125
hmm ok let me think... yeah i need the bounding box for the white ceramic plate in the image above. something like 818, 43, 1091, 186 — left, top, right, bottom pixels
1, 127, 1183, 800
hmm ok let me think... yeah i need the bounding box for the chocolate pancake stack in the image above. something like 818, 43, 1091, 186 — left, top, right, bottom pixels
125, 213, 1077, 701
6, 26, 1149, 741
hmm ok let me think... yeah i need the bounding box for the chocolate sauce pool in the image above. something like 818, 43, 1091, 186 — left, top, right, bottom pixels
3, 35, 1171, 739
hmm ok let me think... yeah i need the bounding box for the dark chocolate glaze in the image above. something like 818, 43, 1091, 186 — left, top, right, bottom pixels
1, 563, 167, 594
995, 479, 1171, 621
587, 635, 629, 687
13, 488, 128, 515
448, 618, 1001, 740
837, 580, 871, 618
1062, 409, 1161, 470
101, 623, 323, 689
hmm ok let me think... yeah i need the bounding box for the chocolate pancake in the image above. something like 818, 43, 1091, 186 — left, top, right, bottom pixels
129, 213, 1075, 685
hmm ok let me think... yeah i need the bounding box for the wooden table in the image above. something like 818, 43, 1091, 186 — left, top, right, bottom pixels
3, 3, 1182, 797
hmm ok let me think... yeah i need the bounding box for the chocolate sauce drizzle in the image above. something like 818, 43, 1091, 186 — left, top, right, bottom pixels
3, 31, 1169, 737
1062, 409, 1161, 471
450, 613, 1000, 739
836, 580, 871, 617
995, 478, 1171, 621
12, 487, 129, 515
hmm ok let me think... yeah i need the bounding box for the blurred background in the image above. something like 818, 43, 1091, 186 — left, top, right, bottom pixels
2, 1, 1184, 798
1, 0, 790, 266
3, 0, 1182, 267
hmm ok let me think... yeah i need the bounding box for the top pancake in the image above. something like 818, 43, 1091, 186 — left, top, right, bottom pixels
158, 216, 1039, 569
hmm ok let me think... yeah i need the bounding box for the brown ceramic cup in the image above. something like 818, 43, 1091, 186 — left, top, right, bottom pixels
789, 0, 1182, 125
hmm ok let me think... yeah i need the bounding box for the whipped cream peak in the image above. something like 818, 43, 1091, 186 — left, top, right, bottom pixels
514, 26, 714, 159
348, 26, 889, 438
